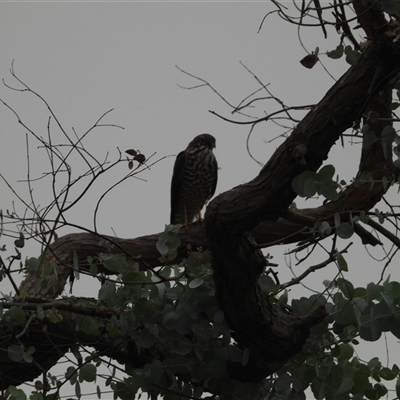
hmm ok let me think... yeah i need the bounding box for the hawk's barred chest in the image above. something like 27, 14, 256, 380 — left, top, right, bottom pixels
170, 134, 218, 225
180, 146, 216, 200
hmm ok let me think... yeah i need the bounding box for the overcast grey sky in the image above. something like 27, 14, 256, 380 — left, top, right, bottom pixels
1, 2, 350, 240
1, 2, 399, 397
1, 2, 389, 287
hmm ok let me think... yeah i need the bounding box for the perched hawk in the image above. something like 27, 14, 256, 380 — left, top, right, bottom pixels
170, 134, 218, 225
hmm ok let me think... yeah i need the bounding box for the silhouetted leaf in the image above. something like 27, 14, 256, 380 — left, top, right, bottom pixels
345, 46, 360, 65
336, 223, 354, 239
189, 278, 204, 289
79, 363, 97, 382
14, 232, 25, 248
134, 153, 146, 164
300, 53, 319, 69
98, 281, 116, 301
327, 44, 344, 59
126, 149, 137, 156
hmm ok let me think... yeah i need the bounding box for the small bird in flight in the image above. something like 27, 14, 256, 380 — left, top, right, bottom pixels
170, 134, 218, 225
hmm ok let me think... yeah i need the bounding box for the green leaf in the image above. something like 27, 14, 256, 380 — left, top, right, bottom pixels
36, 305, 44, 320
23, 346, 35, 363
326, 44, 344, 59
303, 178, 318, 198
374, 383, 388, 398
8, 386, 27, 400
156, 225, 181, 261
374, 209, 385, 224
75, 380, 81, 398
292, 170, 317, 198
189, 278, 204, 289
318, 184, 339, 201
65, 366, 78, 384
336, 222, 354, 239
98, 281, 116, 301
367, 111, 379, 123
79, 363, 97, 383
8, 344, 24, 362
391, 102, 399, 110
8, 306, 26, 324
162, 310, 179, 330
339, 343, 354, 360
394, 158, 400, 168
317, 164, 335, 181
358, 314, 376, 341
258, 274, 279, 293
279, 289, 288, 306
77, 316, 99, 335
318, 221, 331, 237
336, 278, 354, 299
379, 366, 397, 381
9, 306, 26, 324
156, 239, 169, 256
101, 254, 126, 273
336, 253, 348, 272
381, 125, 396, 144
34, 380, 43, 390
366, 281, 383, 301
44, 310, 63, 323
345, 45, 360, 65
144, 361, 163, 385
336, 377, 353, 394
122, 271, 145, 284
89, 263, 98, 277
323, 279, 332, 288
30, 393, 44, 400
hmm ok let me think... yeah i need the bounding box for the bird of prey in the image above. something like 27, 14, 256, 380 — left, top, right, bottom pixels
170, 134, 218, 225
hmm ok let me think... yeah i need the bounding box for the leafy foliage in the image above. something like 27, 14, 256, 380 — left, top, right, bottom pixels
85, 236, 240, 399
2, 1, 400, 399
46, 235, 400, 400
254, 277, 400, 400
292, 165, 341, 201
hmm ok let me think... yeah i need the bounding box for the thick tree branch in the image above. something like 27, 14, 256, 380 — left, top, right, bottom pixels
204, 37, 400, 382
353, 0, 389, 40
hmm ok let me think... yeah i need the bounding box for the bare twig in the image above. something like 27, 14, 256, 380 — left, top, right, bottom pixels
281, 242, 352, 291
367, 218, 400, 248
